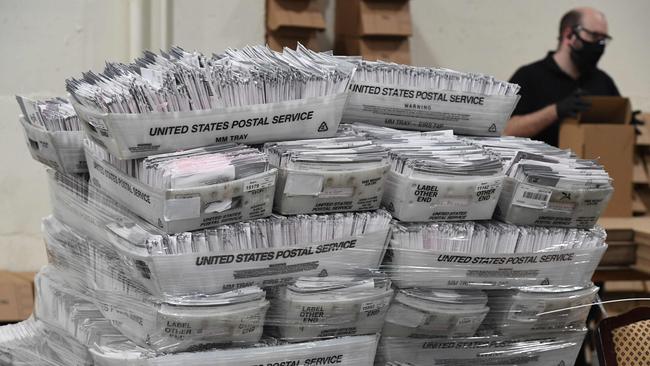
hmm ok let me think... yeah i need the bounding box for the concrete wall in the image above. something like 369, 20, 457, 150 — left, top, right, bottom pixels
0, 0, 647, 270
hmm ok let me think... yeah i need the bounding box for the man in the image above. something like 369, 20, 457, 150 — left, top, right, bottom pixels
504, 7, 619, 146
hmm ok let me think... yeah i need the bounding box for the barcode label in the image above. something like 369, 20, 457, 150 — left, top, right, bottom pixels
522, 191, 549, 201
512, 183, 552, 209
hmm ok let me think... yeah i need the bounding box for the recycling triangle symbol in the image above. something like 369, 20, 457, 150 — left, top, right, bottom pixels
318, 269, 329, 277
386, 202, 395, 212
558, 361, 566, 366
488, 123, 497, 133
541, 278, 550, 285
318, 122, 329, 132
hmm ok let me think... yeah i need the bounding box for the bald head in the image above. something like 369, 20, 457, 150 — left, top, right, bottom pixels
576, 7, 608, 35
558, 7, 608, 45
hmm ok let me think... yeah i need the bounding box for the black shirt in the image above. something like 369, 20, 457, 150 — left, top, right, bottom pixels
509, 51, 620, 146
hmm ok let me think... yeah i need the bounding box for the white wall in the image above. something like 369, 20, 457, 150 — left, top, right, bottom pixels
0, 0, 131, 271
0, 0, 647, 270
171, 0, 264, 53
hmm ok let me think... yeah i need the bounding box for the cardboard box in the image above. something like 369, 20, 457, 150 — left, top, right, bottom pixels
635, 186, 650, 215
266, 29, 321, 52
634, 153, 648, 184
599, 241, 637, 266
13, 272, 37, 293
336, 36, 411, 64
603, 281, 647, 292
336, 0, 412, 37
559, 96, 634, 217
266, 0, 326, 31
0, 271, 34, 322
635, 256, 650, 274
601, 227, 635, 242
636, 113, 650, 146
633, 191, 647, 215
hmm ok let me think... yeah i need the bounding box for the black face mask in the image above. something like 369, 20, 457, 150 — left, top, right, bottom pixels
570, 33, 605, 73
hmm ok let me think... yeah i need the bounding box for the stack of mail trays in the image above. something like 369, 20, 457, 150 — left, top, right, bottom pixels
2, 45, 613, 366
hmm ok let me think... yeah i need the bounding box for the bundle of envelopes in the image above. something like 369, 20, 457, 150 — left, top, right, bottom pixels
31, 265, 380, 365
469, 136, 573, 166
265, 136, 390, 214
376, 331, 587, 366
380, 285, 598, 340
342, 61, 521, 136
496, 150, 614, 228
84, 140, 277, 232
25, 265, 381, 366
0, 319, 92, 366
16, 96, 87, 173
67, 45, 354, 113
374, 133, 505, 221
387, 220, 607, 288
88, 141, 269, 189
67, 45, 356, 159
266, 273, 394, 341
46, 171, 392, 297
39, 226, 270, 353
480, 285, 599, 336
382, 289, 489, 338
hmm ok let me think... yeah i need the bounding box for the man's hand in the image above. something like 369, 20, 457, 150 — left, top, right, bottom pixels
556, 90, 592, 119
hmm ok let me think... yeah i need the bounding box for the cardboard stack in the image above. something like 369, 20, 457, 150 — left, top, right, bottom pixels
598, 220, 637, 267
631, 113, 650, 215
335, 0, 412, 64
266, 0, 325, 51
0, 272, 34, 324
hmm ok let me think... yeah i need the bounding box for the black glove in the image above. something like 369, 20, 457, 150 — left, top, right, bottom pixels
556, 90, 592, 119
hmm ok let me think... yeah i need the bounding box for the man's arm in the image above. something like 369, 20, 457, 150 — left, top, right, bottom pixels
504, 104, 558, 137
504, 90, 590, 137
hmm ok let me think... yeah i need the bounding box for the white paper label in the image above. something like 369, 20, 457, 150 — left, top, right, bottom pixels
360, 297, 390, 313
474, 180, 502, 202
508, 300, 547, 321
164, 196, 201, 220
284, 173, 323, 196
320, 187, 354, 198
244, 174, 276, 192
512, 183, 553, 209
390, 308, 427, 328
454, 316, 482, 334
